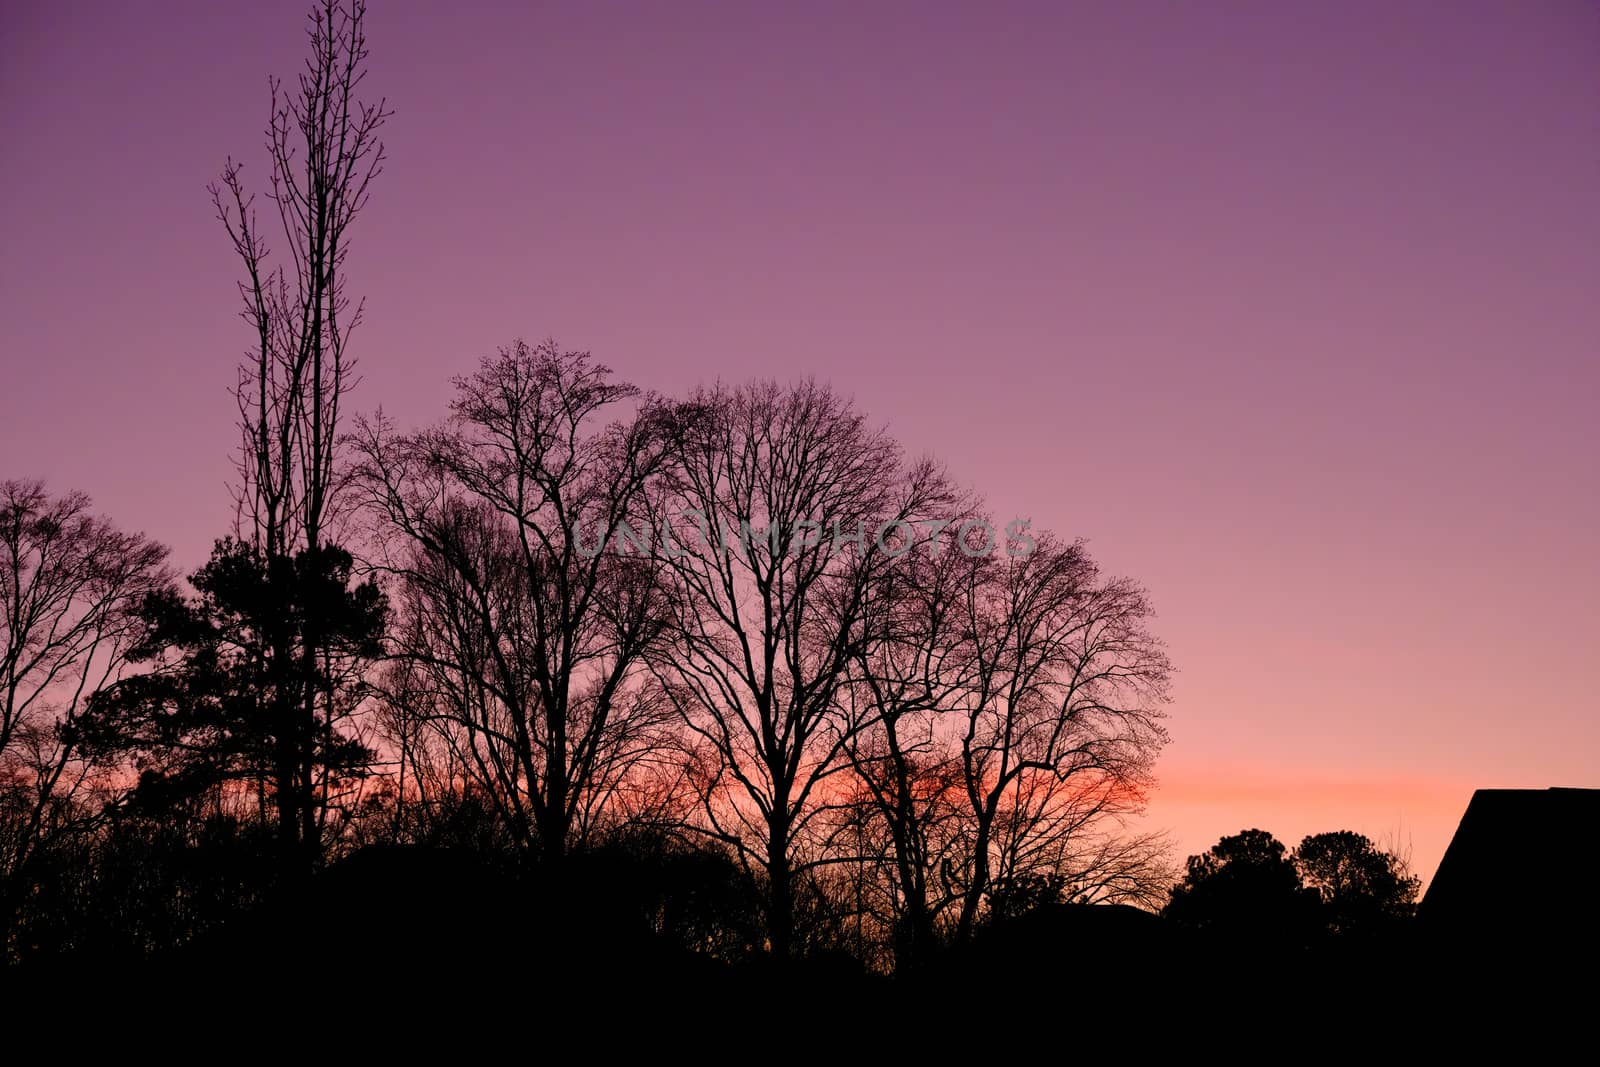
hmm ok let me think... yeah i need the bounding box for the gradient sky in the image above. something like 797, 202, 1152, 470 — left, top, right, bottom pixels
3, 0, 1596, 887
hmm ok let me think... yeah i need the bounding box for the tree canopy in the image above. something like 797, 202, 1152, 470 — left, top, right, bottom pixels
1165, 828, 1420, 945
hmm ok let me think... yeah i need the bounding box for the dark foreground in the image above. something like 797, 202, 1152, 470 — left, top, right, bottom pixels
4, 844, 1592, 1045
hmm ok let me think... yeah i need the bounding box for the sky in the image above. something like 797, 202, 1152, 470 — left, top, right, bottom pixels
2, 0, 1596, 888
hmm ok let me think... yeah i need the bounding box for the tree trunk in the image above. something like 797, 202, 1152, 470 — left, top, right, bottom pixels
956, 810, 993, 942
884, 720, 934, 970
767, 808, 794, 959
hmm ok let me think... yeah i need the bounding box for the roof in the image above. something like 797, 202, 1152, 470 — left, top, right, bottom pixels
1421, 787, 1600, 943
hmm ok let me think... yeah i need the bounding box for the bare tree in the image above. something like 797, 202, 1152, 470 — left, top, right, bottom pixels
208, 0, 389, 864
944, 534, 1172, 939
212, 0, 388, 559
840, 528, 981, 969
0, 480, 170, 944
650, 380, 952, 958
838, 523, 1172, 965
352, 341, 679, 862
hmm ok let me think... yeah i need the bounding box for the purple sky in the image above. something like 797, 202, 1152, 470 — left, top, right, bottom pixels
3, 0, 1596, 884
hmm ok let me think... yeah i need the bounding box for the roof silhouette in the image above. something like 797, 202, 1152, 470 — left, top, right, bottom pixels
1421, 787, 1600, 950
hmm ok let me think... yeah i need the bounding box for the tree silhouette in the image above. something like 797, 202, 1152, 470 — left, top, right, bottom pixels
839, 531, 977, 969
208, 0, 389, 868
839, 528, 1173, 966
1294, 830, 1419, 935
78, 540, 386, 862
1164, 828, 1321, 945
946, 534, 1171, 940
650, 380, 952, 959
212, 0, 388, 562
1, 480, 170, 950
351, 341, 679, 862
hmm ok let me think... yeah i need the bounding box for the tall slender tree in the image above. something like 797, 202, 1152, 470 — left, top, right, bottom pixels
213, 0, 388, 561
207, 0, 389, 864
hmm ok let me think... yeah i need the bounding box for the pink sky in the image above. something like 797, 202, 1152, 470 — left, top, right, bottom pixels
3, 1, 1595, 887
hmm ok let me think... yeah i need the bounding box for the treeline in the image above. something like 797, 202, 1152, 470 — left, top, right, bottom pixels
0, 351, 1423, 975
2, 1, 1419, 982
0, 4, 1179, 972
0, 339, 1175, 971
0, 473, 1418, 969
